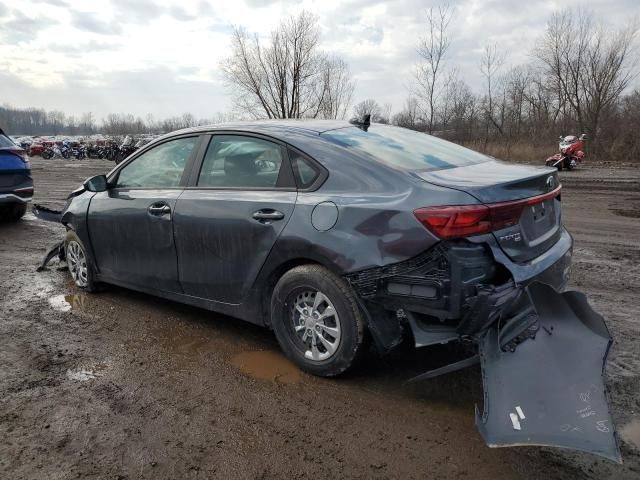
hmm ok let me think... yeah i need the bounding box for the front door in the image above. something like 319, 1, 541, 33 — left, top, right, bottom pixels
173, 134, 297, 304
87, 136, 200, 292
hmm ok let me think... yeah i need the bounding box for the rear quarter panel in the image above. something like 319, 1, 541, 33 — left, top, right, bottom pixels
260, 131, 482, 276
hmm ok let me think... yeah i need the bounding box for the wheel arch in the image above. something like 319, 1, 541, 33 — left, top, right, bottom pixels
258, 257, 321, 328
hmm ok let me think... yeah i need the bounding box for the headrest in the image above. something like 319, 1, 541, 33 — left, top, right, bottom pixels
224, 152, 258, 177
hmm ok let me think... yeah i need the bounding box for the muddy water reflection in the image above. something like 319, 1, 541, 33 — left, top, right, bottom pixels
231, 350, 302, 384
48, 293, 88, 312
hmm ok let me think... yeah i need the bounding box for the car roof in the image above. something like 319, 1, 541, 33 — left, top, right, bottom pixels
168, 119, 354, 137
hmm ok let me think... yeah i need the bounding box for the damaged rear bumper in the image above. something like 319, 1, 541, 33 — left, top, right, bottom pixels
346, 235, 620, 461
477, 283, 620, 462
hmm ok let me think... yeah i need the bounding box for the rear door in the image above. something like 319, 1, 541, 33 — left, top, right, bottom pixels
173, 133, 297, 304
88, 135, 200, 292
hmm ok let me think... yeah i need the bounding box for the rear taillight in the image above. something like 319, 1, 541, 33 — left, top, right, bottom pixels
414, 186, 561, 240
8, 148, 28, 163
14, 187, 34, 198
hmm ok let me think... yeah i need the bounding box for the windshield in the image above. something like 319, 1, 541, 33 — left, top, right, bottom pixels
321, 125, 491, 172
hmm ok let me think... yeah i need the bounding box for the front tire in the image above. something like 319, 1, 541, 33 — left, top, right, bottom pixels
64, 231, 99, 292
270, 265, 366, 377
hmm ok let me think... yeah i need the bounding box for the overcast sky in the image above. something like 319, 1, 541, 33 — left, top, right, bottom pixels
0, 0, 638, 120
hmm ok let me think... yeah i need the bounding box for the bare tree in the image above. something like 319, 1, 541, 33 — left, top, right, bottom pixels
352, 99, 391, 123
413, 4, 452, 133
221, 11, 354, 119
479, 43, 506, 146
535, 9, 638, 148
47, 110, 66, 135
318, 57, 355, 119
392, 97, 421, 129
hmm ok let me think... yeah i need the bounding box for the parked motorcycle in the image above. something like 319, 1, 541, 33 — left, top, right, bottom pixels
103, 141, 120, 162
116, 136, 137, 164
41, 145, 67, 160
69, 144, 87, 160
87, 145, 105, 159
545, 134, 586, 170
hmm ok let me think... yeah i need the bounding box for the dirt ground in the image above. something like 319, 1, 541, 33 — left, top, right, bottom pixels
1, 157, 639, 479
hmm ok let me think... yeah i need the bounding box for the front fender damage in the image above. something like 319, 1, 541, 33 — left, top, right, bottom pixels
33, 204, 66, 271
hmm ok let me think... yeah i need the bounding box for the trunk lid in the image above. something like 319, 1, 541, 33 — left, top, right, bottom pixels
415, 161, 562, 263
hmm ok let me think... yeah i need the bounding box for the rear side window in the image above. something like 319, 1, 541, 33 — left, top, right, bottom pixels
289, 149, 320, 189
321, 125, 491, 172
197, 136, 285, 189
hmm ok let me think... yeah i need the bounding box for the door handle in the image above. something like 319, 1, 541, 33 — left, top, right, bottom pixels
252, 209, 285, 223
148, 203, 171, 216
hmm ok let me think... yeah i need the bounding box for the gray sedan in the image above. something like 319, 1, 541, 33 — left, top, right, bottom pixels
51, 119, 620, 460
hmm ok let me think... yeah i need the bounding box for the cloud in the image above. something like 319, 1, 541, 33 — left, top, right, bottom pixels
0, 2, 8, 18
71, 11, 122, 35
198, 0, 213, 15
0, 66, 229, 120
0, 10, 57, 44
244, 0, 285, 7
32, 0, 69, 6
169, 5, 197, 22
111, 0, 166, 24
46, 40, 121, 55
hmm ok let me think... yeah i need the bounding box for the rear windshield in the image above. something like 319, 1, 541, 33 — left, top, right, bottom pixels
0, 134, 16, 148
321, 125, 491, 172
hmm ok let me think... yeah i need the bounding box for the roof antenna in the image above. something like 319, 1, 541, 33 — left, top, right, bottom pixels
349, 114, 371, 132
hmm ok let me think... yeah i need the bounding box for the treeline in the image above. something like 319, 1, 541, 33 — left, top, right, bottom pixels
0, 107, 233, 137
351, 8, 639, 163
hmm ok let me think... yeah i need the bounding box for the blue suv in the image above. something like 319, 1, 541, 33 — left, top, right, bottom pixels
0, 128, 33, 221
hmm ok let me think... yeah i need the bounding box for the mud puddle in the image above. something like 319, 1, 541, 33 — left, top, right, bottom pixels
48, 293, 88, 312
620, 418, 640, 451
230, 350, 302, 384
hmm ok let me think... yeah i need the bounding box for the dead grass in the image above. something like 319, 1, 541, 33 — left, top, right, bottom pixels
461, 140, 552, 164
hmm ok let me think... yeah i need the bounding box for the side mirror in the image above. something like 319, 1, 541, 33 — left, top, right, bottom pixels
559, 135, 564, 140
83, 175, 108, 192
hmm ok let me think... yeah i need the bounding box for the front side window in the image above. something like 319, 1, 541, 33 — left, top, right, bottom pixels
197, 135, 284, 189
116, 137, 197, 188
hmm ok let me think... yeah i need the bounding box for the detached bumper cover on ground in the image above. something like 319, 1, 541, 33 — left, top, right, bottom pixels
477, 283, 620, 462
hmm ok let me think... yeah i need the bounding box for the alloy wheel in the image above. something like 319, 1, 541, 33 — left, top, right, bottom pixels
289, 290, 341, 361
66, 241, 88, 288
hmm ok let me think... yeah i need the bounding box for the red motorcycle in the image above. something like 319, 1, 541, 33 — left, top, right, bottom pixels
545, 134, 586, 170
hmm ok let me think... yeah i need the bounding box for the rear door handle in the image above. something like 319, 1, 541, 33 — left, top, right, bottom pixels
252, 209, 285, 223
148, 203, 171, 216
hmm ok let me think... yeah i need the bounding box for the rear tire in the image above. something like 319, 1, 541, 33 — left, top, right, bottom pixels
270, 265, 366, 377
0, 203, 27, 221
